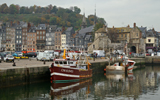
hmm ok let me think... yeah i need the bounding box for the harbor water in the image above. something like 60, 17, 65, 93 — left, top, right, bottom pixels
0, 65, 160, 100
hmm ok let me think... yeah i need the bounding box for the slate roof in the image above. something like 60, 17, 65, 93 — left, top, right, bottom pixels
56, 27, 62, 32
85, 35, 92, 40
138, 27, 147, 38
146, 31, 154, 37
46, 25, 57, 32
36, 24, 46, 30
78, 25, 94, 38
66, 27, 73, 32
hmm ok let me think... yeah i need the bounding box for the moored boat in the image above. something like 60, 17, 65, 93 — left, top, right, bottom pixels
49, 48, 92, 83
104, 57, 136, 73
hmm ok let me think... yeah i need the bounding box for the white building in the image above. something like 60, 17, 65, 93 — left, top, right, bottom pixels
61, 33, 66, 50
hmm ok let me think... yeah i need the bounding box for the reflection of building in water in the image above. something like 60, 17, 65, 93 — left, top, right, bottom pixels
50, 79, 92, 100
94, 67, 160, 100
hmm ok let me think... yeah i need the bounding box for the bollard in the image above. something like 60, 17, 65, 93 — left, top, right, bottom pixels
44, 60, 46, 64
12, 62, 16, 66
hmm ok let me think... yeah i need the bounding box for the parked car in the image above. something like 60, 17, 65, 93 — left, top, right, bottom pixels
146, 53, 151, 56
16, 52, 23, 57
12, 52, 18, 57
0, 56, 2, 63
4, 55, 14, 62
24, 52, 37, 57
0, 52, 7, 61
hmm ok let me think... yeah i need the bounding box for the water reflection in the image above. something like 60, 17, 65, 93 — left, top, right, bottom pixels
50, 79, 92, 100
93, 66, 160, 100
1, 66, 160, 100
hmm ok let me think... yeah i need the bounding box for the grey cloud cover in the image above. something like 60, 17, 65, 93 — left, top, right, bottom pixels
2, 0, 160, 31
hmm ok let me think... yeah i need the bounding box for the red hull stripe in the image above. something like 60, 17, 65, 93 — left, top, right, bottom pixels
128, 67, 133, 70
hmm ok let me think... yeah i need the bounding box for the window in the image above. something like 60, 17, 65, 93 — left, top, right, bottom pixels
55, 61, 58, 64
43, 36, 45, 39
70, 62, 73, 64
125, 34, 127, 37
37, 32, 39, 35
37, 36, 39, 39
93, 45, 95, 49
43, 31, 45, 34
59, 61, 63, 64
40, 36, 42, 39
148, 39, 151, 42
137, 33, 138, 36
121, 34, 123, 37
16, 40, 18, 43
40, 31, 42, 34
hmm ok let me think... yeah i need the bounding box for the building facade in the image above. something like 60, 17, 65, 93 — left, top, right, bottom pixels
61, 32, 66, 50
27, 27, 37, 51
45, 25, 57, 50
36, 24, 46, 51
15, 25, 22, 52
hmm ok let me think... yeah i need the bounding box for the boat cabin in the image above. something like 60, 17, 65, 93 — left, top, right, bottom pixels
53, 59, 77, 68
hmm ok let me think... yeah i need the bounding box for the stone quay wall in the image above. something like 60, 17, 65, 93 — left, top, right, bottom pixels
0, 66, 50, 88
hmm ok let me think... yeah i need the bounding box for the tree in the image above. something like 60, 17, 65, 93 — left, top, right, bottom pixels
20, 6, 25, 14
47, 4, 53, 14
51, 6, 58, 14
74, 6, 81, 14
0, 3, 8, 13
49, 17, 56, 25
108, 28, 118, 43
9, 4, 17, 14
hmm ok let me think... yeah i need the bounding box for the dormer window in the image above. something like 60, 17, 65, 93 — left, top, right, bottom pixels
40, 27, 42, 29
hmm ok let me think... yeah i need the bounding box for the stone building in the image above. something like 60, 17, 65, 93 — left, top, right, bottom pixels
87, 26, 111, 53
128, 23, 144, 53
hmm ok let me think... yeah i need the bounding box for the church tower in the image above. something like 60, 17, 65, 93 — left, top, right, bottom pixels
94, 5, 97, 25
81, 13, 87, 29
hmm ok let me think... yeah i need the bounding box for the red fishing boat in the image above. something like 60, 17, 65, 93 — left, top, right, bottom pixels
49, 48, 92, 83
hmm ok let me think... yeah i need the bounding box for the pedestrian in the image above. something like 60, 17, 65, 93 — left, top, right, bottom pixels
96, 53, 97, 58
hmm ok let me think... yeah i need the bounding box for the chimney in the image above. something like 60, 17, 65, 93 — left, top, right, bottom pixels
10, 21, 13, 26
62, 26, 65, 32
113, 26, 114, 28
134, 23, 136, 28
17, 21, 20, 25
127, 25, 130, 28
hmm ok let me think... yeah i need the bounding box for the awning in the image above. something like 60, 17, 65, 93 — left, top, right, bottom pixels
146, 47, 156, 49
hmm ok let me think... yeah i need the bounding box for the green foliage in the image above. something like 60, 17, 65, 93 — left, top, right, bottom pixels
49, 17, 56, 25
9, 4, 18, 14
0, 3, 106, 30
74, 6, 81, 14
0, 3, 8, 14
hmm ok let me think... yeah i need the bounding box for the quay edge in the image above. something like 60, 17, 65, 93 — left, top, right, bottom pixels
1, 57, 160, 88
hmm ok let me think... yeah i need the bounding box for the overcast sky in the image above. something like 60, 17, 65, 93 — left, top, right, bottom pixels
2, 0, 160, 31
